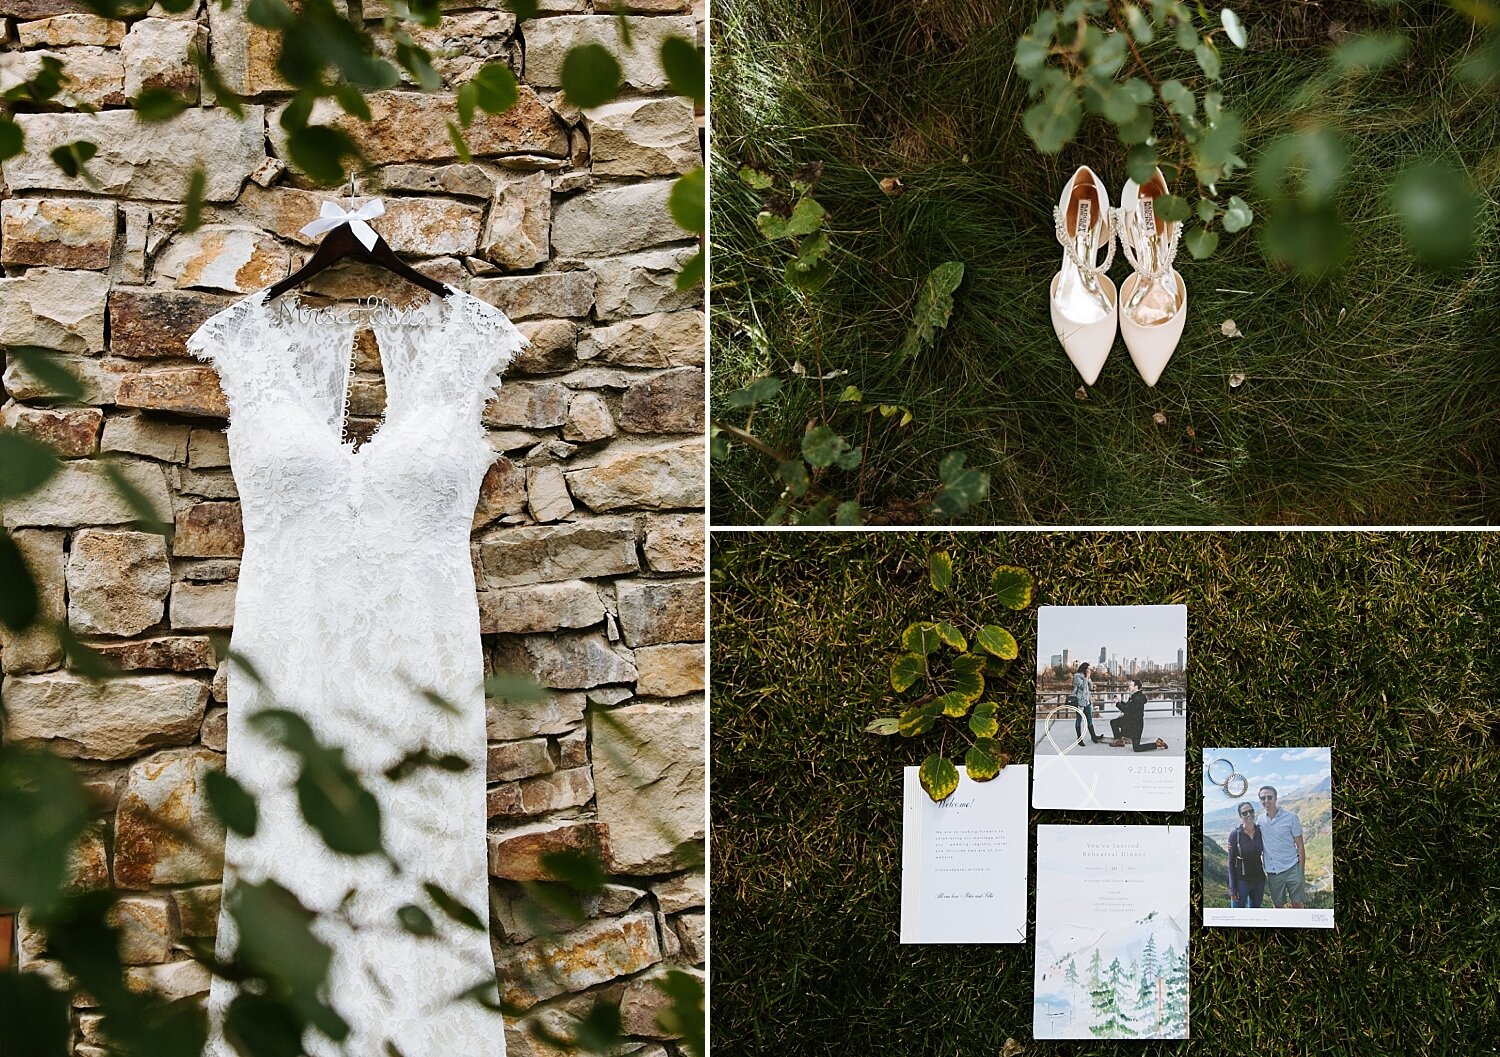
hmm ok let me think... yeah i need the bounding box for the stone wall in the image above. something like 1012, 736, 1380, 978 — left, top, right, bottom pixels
0, 2, 706, 1054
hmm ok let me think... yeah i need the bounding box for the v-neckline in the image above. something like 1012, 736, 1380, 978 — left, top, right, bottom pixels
253, 285, 461, 453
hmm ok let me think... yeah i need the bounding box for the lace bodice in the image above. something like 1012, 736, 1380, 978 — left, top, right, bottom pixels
189, 285, 527, 1057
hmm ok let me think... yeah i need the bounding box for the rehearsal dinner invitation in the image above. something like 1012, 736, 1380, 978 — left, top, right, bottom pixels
899, 765, 1029, 944
1031, 605, 1187, 811
1033, 825, 1190, 1040
1202, 747, 1336, 929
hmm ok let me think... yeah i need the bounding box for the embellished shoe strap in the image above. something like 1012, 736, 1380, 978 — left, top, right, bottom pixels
1117, 199, 1180, 280
1053, 201, 1115, 277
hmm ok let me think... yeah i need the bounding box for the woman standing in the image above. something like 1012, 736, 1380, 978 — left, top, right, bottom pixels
1228, 803, 1267, 909
1071, 662, 1103, 746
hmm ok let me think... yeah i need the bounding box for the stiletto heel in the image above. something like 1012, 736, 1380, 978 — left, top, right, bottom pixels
1049, 166, 1118, 385
1116, 168, 1187, 387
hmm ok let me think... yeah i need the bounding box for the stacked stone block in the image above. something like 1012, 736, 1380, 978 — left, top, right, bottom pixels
0, 1, 706, 1053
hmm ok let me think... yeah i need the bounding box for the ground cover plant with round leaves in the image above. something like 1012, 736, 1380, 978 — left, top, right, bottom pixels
865, 552, 1035, 801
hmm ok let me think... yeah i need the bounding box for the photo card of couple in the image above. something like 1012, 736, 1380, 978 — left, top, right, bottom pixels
899, 764, 1029, 944
1033, 825, 1190, 1040
1031, 605, 1188, 811
1202, 747, 1336, 929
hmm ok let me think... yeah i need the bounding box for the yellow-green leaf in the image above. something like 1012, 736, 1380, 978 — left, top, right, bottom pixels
929, 550, 953, 592
890, 652, 925, 692
919, 753, 960, 801
932, 691, 971, 718
936, 621, 966, 651
865, 716, 900, 735
965, 738, 1008, 781
951, 654, 985, 703
975, 625, 1019, 661
902, 621, 942, 655
991, 566, 1034, 609
898, 701, 940, 737
969, 701, 999, 738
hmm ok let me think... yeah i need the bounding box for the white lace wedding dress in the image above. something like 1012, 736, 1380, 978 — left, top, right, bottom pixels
186, 285, 528, 1056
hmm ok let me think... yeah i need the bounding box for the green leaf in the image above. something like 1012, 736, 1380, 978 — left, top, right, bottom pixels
396, 903, 436, 936
48, 140, 97, 179
448, 119, 473, 163
1196, 198, 1218, 224
540, 848, 607, 891
1159, 79, 1194, 119
838, 385, 862, 403
801, 425, 859, 470
1194, 42, 1221, 80
660, 35, 704, 105
1333, 31, 1409, 73
990, 565, 1034, 609
889, 652, 926, 692
865, 716, 900, 735
456, 81, 478, 128
181, 168, 206, 234
969, 701, 999, 738
669, 166, 705, 235
898, 701, 940, 738
54, 623, 116, 680
651, 971, 705, 1057
919, 754, 960, 801
902, 622, 942, 655
0, 746, 92, 911
785, 230, 833, 292
1174, 21, 1198, 52
899, 261, 965, 360
723, 376, 782, 408
1126, 143, 1158, 186
1022, 84, 1081, 153
470, 61, 519, 114
0, 972, 72, 1056
950, 656, 984, 703
505, 0, 539, 17
0, 532, 40, 633
964, 738, 1007, 781
131, 88, 190, 122
975, 624, 1020, 660
756, 196, 826, 240
1124, 3, 1154, 44
0, 118, 24, 161
1185, 225, 1220, 258
1222, 194, 1254, 232
737, 163, 774, 189
834, 500, 861, 525
1220, 8, 1247, 48
4, 346, 83, 400
1153, 194, 1191, 223
928, 550, 953, 592
931, 452, 989, 519
777, 459, 809, 497
246, 0, 294, 28
561, 42, 621, 107
676, 249, 704, 290
483, 670, 549, 703
424, 882, 486, 930
333, 83, 373, 122
1392, 160, 1480, 268
204, 769, 258, 838
287, 124, 358, 185
99, 458, 172, 535
1014, 34, 1050, 77
932, 690, 972, 718
0, 431, 62, 500
935, 621, 966, 651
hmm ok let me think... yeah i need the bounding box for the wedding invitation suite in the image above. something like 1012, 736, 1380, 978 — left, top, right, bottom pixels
899, 765, 1029, 944
1202, 746, 1336, 929
1033, 825, 1190, 1040
1031, 605, 1188, 811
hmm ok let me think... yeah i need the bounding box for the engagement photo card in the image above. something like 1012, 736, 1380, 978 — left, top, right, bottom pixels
1033, 825, 1190, 1040
1031, 605, 1188, 811
900, 765, 1029, 944
1202, 747, 1336, 929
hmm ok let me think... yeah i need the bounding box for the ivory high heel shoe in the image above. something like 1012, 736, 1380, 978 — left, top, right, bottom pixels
1117, 168, 1187, 387
1049, 166, 1117, 386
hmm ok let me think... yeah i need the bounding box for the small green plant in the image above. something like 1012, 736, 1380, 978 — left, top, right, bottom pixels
866, 553, 1035, 801
712, 164, 987, 524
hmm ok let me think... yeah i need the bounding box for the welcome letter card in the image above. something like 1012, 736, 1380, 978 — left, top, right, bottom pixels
1033, 825, 1190, 1040
899, 764, 1028, 944
1032, 605, 1187, 811
1202, 746, 1335, 929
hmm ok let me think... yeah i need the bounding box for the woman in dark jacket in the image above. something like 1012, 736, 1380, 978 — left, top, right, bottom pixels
1228, 803, 1267, 908
1108, 679, 1169, 751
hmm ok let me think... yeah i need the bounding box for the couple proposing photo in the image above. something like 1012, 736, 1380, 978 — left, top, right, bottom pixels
1066, 669, 1170, 753
1202, 748, 1335, 925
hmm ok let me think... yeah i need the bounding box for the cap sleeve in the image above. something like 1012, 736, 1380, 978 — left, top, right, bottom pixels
452, 290, 529, 404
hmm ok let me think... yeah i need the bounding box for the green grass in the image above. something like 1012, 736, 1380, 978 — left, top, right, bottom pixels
709, 0, 1500, 524
709, 531, 1500, 1054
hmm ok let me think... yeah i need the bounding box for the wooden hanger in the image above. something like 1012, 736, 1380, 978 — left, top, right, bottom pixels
266, 175, 450, 301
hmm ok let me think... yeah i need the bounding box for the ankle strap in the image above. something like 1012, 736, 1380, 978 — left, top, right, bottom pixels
1054, 201, 1115, 276
1116, 200, 1180, 279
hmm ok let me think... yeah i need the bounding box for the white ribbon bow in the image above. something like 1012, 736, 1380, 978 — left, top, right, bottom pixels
298, 198, 386, 250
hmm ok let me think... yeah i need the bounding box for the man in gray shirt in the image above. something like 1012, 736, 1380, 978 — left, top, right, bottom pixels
1256, 785, 1306, 909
